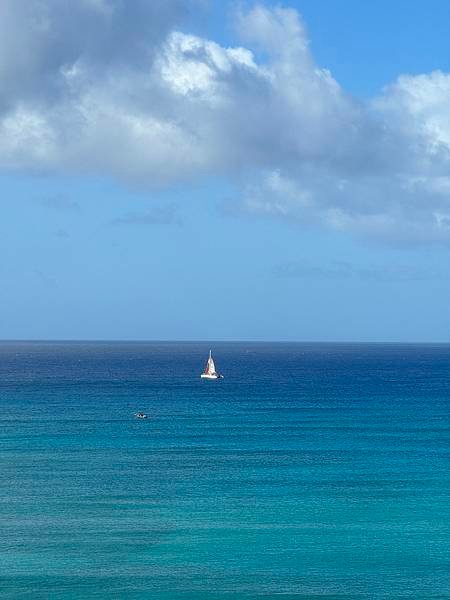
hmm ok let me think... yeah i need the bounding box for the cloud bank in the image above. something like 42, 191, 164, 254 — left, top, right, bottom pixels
1, 1, 450, 241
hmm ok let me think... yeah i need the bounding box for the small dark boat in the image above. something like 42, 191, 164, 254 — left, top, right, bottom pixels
134, 412, 148, 419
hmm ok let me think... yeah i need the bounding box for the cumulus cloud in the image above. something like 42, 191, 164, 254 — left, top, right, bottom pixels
0, 1, 190, 95
1, 2, 450, 241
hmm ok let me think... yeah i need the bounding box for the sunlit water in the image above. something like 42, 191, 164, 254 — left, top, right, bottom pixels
0, 342, 449, 599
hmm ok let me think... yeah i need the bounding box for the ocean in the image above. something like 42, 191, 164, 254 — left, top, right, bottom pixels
0, 342, 449, 599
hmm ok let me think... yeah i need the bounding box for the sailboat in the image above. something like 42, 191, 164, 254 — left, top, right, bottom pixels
200, 350, 223, 379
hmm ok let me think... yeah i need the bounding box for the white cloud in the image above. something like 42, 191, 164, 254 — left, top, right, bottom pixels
159, 31, 259, 99
374, 71, 450, 160
0, 2, 450, 241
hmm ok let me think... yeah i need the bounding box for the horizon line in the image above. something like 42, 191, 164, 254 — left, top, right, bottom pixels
0, 339, 449, 345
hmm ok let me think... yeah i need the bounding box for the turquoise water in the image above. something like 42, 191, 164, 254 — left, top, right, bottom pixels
0, 342, 449, 599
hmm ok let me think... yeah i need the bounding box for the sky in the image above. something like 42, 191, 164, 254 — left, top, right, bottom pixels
1, 0, 450, 342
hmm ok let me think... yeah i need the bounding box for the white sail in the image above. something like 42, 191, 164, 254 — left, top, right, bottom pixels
201, 350, 222, 379
207, 354, 216, 375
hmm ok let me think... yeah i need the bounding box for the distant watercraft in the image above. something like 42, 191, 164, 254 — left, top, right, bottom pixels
200, 350, 223, 380
134, 412, 148, 419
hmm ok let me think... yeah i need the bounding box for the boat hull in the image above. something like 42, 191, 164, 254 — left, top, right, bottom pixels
200, 373, 223, 379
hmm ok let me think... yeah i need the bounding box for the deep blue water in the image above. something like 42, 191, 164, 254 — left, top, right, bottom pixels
0, 342, 449, 599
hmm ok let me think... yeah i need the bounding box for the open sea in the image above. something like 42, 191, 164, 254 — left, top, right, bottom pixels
0, 342, 449, 599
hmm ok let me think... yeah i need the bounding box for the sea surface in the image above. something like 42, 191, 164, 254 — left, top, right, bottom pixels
0, 342, 449, 599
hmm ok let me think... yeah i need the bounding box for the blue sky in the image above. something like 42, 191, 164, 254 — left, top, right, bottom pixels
1, 0, 450, 341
